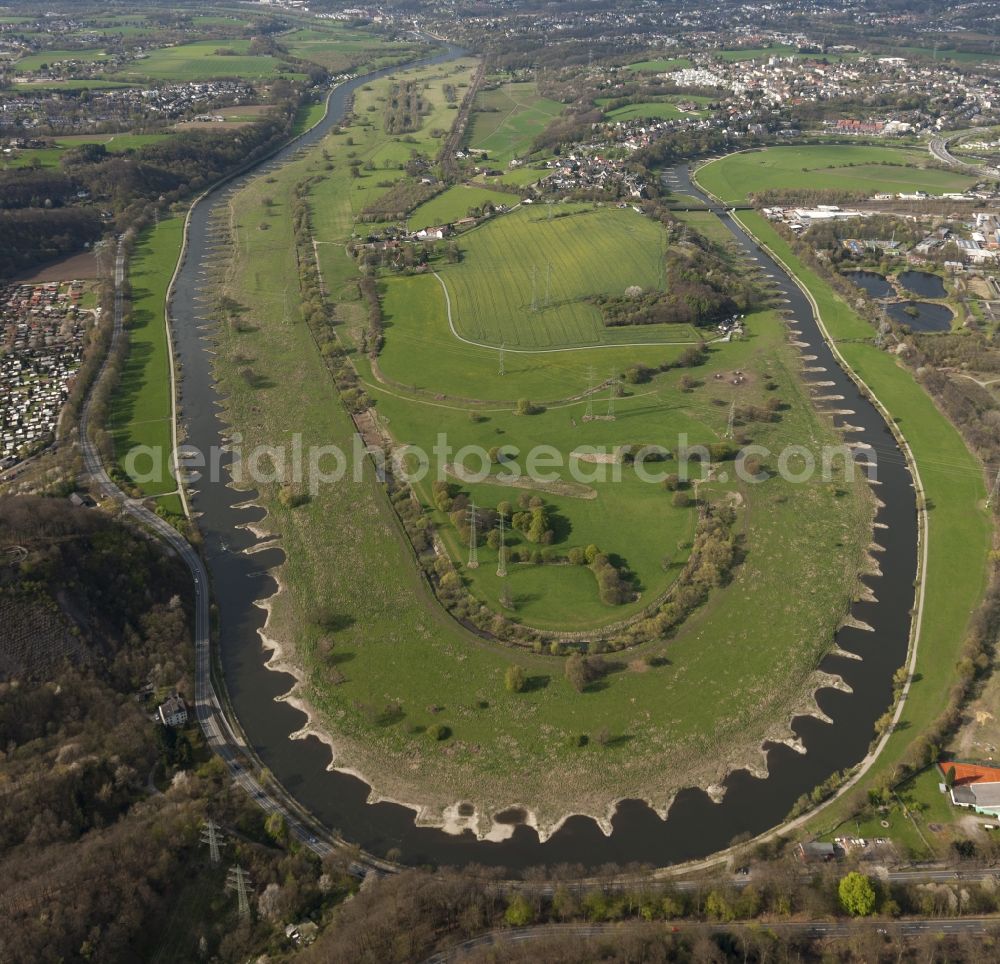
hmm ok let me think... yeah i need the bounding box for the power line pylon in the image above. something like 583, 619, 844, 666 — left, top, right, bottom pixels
467, 502, 479, 569
498, 342, 505, 376
988, 467, 1000, 509
496, 510, 507, 578
606, 374, 619, 419
227, 865, 251, 919
201, 819, 224, 866
725, 399, 736, 440
530, 264, 538, 312
545, 262, 552, 308
584, 365, 595, 420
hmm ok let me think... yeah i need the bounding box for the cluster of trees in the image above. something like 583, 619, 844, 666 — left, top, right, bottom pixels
384, 80, 430, 134
357, 174, 440, 222
596, 246, 760, 329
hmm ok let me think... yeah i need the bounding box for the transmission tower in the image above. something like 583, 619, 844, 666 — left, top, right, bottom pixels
988, 467, 1000, 509
547, 200, 554, 221
584, 365, 595, 420
496, 510, 507, 577
606, 374, 619, 419
725, 399, 736, 440
498, 342, 505, 376
227, 865, 251, 919
530, 264, 538, 312
467, 502, 480, 569
544, 262, 552, 308
201, 819, 224, 866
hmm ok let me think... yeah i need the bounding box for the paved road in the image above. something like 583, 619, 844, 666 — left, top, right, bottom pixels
928, 128, 988, 173
423, 916, 1000, 962
79, 239, 342, 863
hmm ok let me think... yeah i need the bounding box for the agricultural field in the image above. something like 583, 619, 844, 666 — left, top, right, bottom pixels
407, 184, 516, 230
431, 205, 674, 348
696, 145, 978, 204
466, 81, 564, 166
112, 40, 306, 83
109, 216, 184, 514
199, 53, 879, 825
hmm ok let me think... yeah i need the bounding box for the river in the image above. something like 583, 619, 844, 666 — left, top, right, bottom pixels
167, 56, 919, 869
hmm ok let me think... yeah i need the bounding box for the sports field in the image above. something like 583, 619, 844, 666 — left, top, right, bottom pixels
109, 217, 184, 513
696, 145, 978, 204
467, 81, 564, 165
434, 205, 672, 348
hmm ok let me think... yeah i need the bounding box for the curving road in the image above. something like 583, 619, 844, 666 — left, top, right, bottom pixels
79, 239, 343, 863
928, 128, 988, 173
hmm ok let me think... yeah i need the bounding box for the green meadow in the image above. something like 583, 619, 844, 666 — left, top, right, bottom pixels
114, 40, 306, 82
466, 81, 564, 165
696, 145, 977, 204
110, 217, 185, 514
196, 53, 876, 822
407, 184, 516, 230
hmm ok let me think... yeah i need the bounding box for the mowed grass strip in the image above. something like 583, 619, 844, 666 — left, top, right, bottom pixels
439, 205, 668, 348
696, 145, 977, 205
734, 212, 993, 831
110, 216, 184, 509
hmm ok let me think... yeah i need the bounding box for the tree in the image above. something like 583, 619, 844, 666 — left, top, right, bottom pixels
265, 810, 287, 844
565, 653, 589, 692
505, 664, 526, 693
838, 871, 876, 917
504, 893, 534, 926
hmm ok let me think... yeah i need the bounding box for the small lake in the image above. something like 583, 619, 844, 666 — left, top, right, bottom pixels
886, 300, 953, 332
898, 270, 947, 299
845, 270, 893, 299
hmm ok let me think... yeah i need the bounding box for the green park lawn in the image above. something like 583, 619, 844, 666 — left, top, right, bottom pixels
109, 216, 185, 513
696, 146, 977, 205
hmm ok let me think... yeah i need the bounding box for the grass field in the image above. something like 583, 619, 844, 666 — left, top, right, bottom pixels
113, 40, 306, 82
15, 48, 109, 72
696, 146, 978, 204
1, 133, 172, 169
283, 24, 423, 73
407, 184, 517, 230
12, 79, 134, 91
110, 217, 184, 514
605, 101, 706, 122
724, 212, 993, 840
196, 52, 879, 828
434, 205, 672, 348
467, 81, 564, 165
714, 46, 798, 61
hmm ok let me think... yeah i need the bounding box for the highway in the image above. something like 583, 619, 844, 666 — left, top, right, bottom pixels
928, 128, 988, 173
78, 239, 343, 864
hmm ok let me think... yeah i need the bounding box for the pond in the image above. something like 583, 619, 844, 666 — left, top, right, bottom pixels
898, 270, 947, 299
845, 270, 893, 299
886, 300, 953, 332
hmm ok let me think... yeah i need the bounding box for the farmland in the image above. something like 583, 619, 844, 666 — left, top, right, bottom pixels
605, 101, 706, 122
625, 57, 692, 72
283, 25, 426, 73
696, 145, 978, 204
109, 217, 184, 514
466, 81, 564, 165
1, 133, 172, 169
199, 54, 877, 826
15, 48, 110, 72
